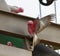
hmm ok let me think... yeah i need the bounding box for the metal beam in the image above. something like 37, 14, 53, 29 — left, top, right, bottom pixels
38, 23, 60, 44
0, 10, 34, 39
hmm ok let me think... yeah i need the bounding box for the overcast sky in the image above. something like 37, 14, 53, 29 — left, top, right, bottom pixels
5, 0, 60, 24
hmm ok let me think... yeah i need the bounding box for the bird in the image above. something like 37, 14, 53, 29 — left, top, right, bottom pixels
27, 20, 36, 36
27, 14, 55, 51
9, 5, 24, 13
28, 14, 55, 35
0, 0, 24, 13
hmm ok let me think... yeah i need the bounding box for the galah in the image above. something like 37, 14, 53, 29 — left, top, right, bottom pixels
28, 14, 55, 36
7, 41, 12, 46
27, 14, 55, 51
28, 20, 36, 36
0, 0, 24, 13
9, 6, 24, 13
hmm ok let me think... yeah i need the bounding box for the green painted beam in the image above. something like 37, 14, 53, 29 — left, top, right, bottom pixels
0, 34, 24, 48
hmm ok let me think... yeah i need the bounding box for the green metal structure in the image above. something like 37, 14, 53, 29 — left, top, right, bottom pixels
0, 34, 24, 48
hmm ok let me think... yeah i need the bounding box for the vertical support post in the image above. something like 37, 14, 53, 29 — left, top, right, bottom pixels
39, 2, 42, 18
54, 1, 57, 23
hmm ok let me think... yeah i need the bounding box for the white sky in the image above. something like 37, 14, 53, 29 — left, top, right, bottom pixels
5, 0, 60, 24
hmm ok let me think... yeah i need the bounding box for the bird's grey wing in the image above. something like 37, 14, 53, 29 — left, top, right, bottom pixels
35, 14, 55, 33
